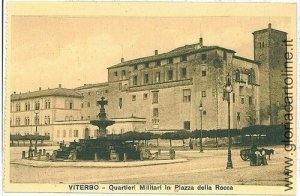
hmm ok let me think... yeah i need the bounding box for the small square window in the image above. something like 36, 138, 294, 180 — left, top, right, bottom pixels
121, 70, 126, 76
201, 53, 207, 60
132, 95, 136, 101
241, 97, 245, 104
114, 71, 118, 76
145, 63, 149, 68
153, 108, 159, 117
88, 92, 91, 95
156, 61, 161, 66
134, 65, 138, 70
168, 58, 173, 64
184, 121, 190, 130
143, 93, 148, 100
105, 90, 108, 93
202, 70, 207, 77
201, 91, 206, 97
181, 55, 187, 62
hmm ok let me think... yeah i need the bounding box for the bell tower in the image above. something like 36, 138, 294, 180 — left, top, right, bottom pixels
253, 23, 287, 125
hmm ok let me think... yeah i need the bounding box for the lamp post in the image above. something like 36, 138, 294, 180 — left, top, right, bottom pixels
34, 108, 40, 155
199, 101, 204, 153
225, 73, 233, 169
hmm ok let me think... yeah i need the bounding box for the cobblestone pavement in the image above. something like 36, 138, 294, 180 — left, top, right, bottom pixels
9, 146, 287, 186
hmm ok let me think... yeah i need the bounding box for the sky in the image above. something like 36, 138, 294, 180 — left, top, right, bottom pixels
9, 16, 291, 93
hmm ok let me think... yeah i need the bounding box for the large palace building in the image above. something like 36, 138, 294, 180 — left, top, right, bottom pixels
10, 24, 287, 142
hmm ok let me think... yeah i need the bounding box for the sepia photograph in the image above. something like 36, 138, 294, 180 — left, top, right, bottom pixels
4, 2, 297, 195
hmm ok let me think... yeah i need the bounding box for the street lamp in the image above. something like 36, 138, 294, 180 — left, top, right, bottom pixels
199, 101, 204, 153
224, 73, 233, 169
34, 108, 40, 156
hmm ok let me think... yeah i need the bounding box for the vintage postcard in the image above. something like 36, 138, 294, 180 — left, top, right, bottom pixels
3, 2, 297, 195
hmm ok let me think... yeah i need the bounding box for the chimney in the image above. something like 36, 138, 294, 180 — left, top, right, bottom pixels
268, 23, 272, 29
199, 37, 203, 47
39, 87, 42, 91
154, 50, 158, 55
59, 84, 62, 88
121, 58, 124, 63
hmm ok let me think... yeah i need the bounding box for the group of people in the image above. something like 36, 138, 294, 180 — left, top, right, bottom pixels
250, 145, 268, 166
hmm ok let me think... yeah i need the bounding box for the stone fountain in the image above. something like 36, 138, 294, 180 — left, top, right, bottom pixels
53, 97, 141, 161
90, 97, 115, 137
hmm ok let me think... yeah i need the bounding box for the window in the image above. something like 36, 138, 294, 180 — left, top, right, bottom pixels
45, 100, 50, 109
181, 67, 187, 78
133, 64, 138, 70
201, 53, 207, 60
233, 93, 235, 103
119, 98, 122, 109
25, 117, 30, 126
144, 73, 149, 84
235, 70, 240, 81
81, 103, 84, 108
184, 121, 190, 130
16, 117, 21, 126
152, 92, 159, 104
35, 102, 40, 110
183, 89, 191, 102
87, 116, 90, 120
262, 42, 265, 48
249, 96, 253, 105
44, 116, 50, 125
81, 116, 84, 120
155, 72, 160, 83
132, 95, 136, 101
202, 70, 207, 77
114, 71, 118, 76
69, 101, 73, 109
88, 92, 91, 95
87, 102, 90, 107
168, 58, 173, 64
133, 75, 138, 86
167, 70, 173, 81
16, 103, 21, 112
143, 93, 148, 100
248, 71, 254, 84
35, 115, 39, 125
25, 102, 31, 111
181, 55, 187, 62
241, 97, 245, 104
156, 61, 161, 66
237, 112, 241, 121
201, 91, 206, 97
74, 130, 79, 137
145, 63, 149, 68
153, 108, 159, 117
122, 70, 126, 76
105, 90, 108, 93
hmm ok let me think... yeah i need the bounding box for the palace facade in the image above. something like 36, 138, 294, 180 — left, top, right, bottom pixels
10, 24, 287, 142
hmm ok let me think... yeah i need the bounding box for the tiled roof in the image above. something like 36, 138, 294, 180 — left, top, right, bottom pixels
108, 44, 236, 69
11, 88, 82, 101
252, 28, 287, 35
75, 82, 108, 90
